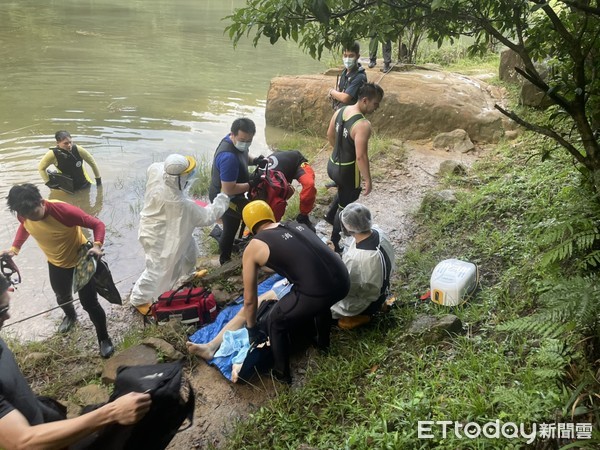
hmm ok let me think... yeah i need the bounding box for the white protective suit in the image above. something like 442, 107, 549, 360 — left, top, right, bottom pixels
130, 162, 229, 306
330, 228, 395, 319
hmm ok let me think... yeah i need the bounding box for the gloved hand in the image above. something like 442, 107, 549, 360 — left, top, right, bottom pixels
248, 171, 263, 190
296, 213, 316, 232
95, 177, 102, 186
247, 325, 268, 348
252, 155, 267, 168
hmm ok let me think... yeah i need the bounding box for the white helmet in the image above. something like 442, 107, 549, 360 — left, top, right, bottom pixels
164, 154, 196, 176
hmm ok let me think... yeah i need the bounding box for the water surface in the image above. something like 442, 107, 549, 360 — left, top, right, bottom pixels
0, 0, 326, 340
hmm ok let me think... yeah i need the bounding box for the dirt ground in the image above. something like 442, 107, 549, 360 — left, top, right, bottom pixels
165, 139, 482, 449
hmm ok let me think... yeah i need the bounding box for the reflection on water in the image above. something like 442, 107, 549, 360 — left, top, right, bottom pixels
0, 0, 326, 341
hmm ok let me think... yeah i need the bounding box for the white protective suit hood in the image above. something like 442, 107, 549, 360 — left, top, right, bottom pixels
130, 162, 229, 306
330, 227, 395, 319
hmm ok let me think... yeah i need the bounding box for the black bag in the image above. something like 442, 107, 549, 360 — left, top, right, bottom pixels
93, 258, 122, 305
256, 298, 278, 335
74, 361, 194, 450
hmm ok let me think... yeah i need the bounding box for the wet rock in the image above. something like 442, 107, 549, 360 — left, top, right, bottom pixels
407, 314, 464, 344
266, 69, 507, 143
438, 160, 467, 176
433, 129, 475, 153
142, 337, 184, 361
101, 343, 159, 384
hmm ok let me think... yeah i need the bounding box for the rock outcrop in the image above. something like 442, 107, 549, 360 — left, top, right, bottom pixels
266, 66, 509, 143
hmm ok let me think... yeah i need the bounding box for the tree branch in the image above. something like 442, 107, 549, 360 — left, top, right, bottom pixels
494, 104, 587, 166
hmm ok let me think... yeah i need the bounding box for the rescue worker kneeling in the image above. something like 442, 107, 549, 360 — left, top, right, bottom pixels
330, 202, 395, 329
240, 200, 350, 384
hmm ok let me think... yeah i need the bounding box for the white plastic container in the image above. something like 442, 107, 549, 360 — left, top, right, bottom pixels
430, 259, 478, 306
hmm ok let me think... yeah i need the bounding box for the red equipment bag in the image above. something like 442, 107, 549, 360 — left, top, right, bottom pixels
249, 168, 294, 221
151, 285, 217, 327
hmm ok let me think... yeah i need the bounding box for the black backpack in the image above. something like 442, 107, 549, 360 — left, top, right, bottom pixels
73, 360, 194, 450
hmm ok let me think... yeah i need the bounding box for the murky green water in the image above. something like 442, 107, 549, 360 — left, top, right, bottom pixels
0, 0, 326, 340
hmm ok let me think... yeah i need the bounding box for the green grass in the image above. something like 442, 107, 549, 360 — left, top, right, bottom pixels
224, 130, 600, 447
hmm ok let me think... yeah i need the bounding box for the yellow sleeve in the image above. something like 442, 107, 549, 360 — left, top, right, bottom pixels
38, 150, 57, 183
78, 146, 101, 178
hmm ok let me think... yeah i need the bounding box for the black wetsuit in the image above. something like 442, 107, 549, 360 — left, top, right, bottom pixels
265, 150, 308, 182
254, 221, 350, 378
326, 107, 365, 251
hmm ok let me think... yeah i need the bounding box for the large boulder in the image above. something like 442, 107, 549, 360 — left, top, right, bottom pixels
499, 48, 553, 108
265, 67, 508, 143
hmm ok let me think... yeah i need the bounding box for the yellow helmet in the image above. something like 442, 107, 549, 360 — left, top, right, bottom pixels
243, 200, 275, 234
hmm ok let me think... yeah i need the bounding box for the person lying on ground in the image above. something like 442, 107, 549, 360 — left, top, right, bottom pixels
0, 274, 152, 450
330, 202, 395, 329
186, 281, 291, 362
129, 154, 229, 315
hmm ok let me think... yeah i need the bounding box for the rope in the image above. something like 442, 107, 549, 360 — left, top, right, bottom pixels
2, 273, 137, 329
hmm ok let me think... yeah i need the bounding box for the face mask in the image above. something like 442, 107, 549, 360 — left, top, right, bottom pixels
343, 57, 356, 69
234, 141, 250, 152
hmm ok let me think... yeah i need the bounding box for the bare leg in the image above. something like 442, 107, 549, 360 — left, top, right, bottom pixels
186, 290, 277, 360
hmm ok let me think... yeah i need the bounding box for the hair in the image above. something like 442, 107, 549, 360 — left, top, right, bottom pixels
343, 41, 361, 54
7, 184, 44, 216
55, 130, 71, 142
358, 82, 384, 101
0, 272, 10, 296
231, 118, 256, 136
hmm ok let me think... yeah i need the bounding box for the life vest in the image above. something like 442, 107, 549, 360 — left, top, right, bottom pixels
209, 137, 249, 206
51, 144, 89, 189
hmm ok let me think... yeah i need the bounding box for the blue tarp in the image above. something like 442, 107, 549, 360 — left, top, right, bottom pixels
189, 274, 284, 380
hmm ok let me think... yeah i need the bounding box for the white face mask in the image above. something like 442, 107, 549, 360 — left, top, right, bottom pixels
234, 141, 250, 152
343, 57, 356, 69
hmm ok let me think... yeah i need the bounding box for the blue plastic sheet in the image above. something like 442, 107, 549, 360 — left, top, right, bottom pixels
189, 274, 284, 380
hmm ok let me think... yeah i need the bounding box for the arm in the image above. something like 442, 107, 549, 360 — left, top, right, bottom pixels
77, 147, 101, 179
46, 202, 106, 245
242, 239, 270, 328
216, 153, 250, 196
328, 89, 353, 106
38, 151, 57, 183
327, 110, 340, 147
8, 221, 30, 255
352, 121, 373, 195
0, 392, 151, 450
189, 192, 229, 226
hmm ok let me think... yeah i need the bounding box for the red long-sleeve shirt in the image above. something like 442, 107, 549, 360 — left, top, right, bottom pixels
11, 200, 105, 268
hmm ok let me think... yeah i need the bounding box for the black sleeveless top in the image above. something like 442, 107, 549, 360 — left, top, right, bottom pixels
330, 107, 365, 166
255, 222, 350, 300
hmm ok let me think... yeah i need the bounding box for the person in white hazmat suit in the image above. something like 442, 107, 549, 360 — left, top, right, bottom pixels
330, 202, 395, 328
130, 154, 229, 314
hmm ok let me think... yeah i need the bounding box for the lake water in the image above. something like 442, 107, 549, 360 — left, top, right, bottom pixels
0, 0, 326, 340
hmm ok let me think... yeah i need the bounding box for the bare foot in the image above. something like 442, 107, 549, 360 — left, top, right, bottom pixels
186, 341, 216, 360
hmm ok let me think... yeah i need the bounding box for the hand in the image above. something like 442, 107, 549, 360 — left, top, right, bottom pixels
362, 179, 372, 196
95, 177, 102, 186
247, 325, 267, 348
87, 243, 104, 259
252, 155, 266, 168
111, 392, 152, 425
248, 171, 263, 190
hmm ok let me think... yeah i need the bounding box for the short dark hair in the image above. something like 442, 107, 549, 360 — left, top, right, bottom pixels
231, 118, 256, 136
7, 184, 44, 216
343, 41, 361, 54
0, 271, 10, 296
358, 82, 384, 101
55, 130, 71, 142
